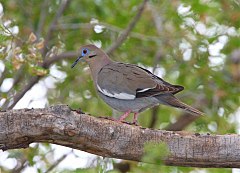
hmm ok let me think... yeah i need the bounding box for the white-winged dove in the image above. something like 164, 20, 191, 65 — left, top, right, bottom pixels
71, 44, 203, 124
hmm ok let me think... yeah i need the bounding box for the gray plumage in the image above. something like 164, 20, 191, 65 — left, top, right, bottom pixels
71, 44, 203, 124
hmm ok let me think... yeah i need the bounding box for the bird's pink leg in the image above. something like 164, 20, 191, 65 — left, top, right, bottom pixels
118, 110, 131, 122
133, 113, 139, 125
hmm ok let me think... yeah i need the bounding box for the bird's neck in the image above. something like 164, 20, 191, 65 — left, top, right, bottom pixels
88, 55, 112, 85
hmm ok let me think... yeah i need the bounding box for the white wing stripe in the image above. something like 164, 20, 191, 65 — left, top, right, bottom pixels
97, 84, 135, 100
137, 88, 152, 93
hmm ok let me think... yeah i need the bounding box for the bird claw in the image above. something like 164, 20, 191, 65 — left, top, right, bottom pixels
130, 121, 140, 126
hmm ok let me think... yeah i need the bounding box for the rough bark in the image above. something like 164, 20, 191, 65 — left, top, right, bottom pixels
0, 105, 240, 168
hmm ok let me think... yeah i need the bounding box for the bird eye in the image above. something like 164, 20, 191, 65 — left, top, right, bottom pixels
82, 49, 89, 56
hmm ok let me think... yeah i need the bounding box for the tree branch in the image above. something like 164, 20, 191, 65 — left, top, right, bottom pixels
2, 51, 77, 110
1, 65, 25, 109
0, 105, 240, 168
44, 150, 71, 173
2, 0, 147, 110
6, 76, 40, 110
106, 0, 148, 54
4, 0, 147, 109
36, 0, 49, 37
54, 22, 159, 42
42, 0, 71, 56
165, 113, 198, 131
42, 51, 78, 68
0, 67, 7, 87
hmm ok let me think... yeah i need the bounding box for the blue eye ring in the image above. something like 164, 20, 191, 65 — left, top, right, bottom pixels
82, 48, 89, 56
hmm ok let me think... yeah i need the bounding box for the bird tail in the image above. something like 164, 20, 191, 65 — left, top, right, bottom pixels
156, 94, 204, 116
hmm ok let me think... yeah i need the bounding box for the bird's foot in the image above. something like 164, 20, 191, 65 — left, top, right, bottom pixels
98, 111, 140, 126
118, 110, 132, 122
132, 113, 139, 126
132, 121, 139, 126
71, 108, 85, 114
116, 120, 139, 126
127, 121, 140, 126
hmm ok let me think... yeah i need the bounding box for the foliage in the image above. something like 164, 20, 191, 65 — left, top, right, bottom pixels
0, 0, 239, 172
142, 142, 169, 164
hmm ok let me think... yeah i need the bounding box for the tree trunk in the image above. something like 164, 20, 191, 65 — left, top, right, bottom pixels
0, 105, 239, 168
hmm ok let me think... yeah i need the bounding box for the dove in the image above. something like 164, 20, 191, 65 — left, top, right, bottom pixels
71, 44, 203, 124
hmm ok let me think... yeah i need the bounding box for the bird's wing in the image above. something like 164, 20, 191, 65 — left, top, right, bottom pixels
97, 62, 184, 100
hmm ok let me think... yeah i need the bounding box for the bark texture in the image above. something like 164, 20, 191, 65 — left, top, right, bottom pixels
0, 105, 240, 168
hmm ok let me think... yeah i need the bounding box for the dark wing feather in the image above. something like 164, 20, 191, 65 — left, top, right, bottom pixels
136, 84, 184, 98
134, 66, 184, 98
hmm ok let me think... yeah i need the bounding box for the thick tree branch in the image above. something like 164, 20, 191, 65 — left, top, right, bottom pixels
0, 105, 240, 168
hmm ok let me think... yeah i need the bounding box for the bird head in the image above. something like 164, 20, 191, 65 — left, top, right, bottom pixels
71, 44, 99, 68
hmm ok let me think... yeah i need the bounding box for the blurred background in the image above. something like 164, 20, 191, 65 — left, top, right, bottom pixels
0, 0, 239, 172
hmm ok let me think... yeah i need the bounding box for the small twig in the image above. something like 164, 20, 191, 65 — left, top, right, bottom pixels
3, 76, 40, 110
0, 67, 7, 87
230, 49, 240, 81
2, 51, 76, 110
42, 0, 71, 56
149, 50, 163, 128
106, 0, 149, 55
147, 5, 165, 128
0, 65, 25, 109
2, 50, 77, 110
149, 106, 159, 128
54, 22, 159, 42
8, 65, 25, 92
165, 113, 198, 131
36, 0, 49, 37
11, 158, 28, 173
165, 49, 240, 131
44, 150, 72, 173
147, 3, 164, 35
12, 65, 25, 86
42, 51, 78, 68
1, 24, 23, 46
165, 97, 205, 131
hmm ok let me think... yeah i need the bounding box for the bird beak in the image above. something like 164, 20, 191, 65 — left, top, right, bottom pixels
71, 55, 83, 68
